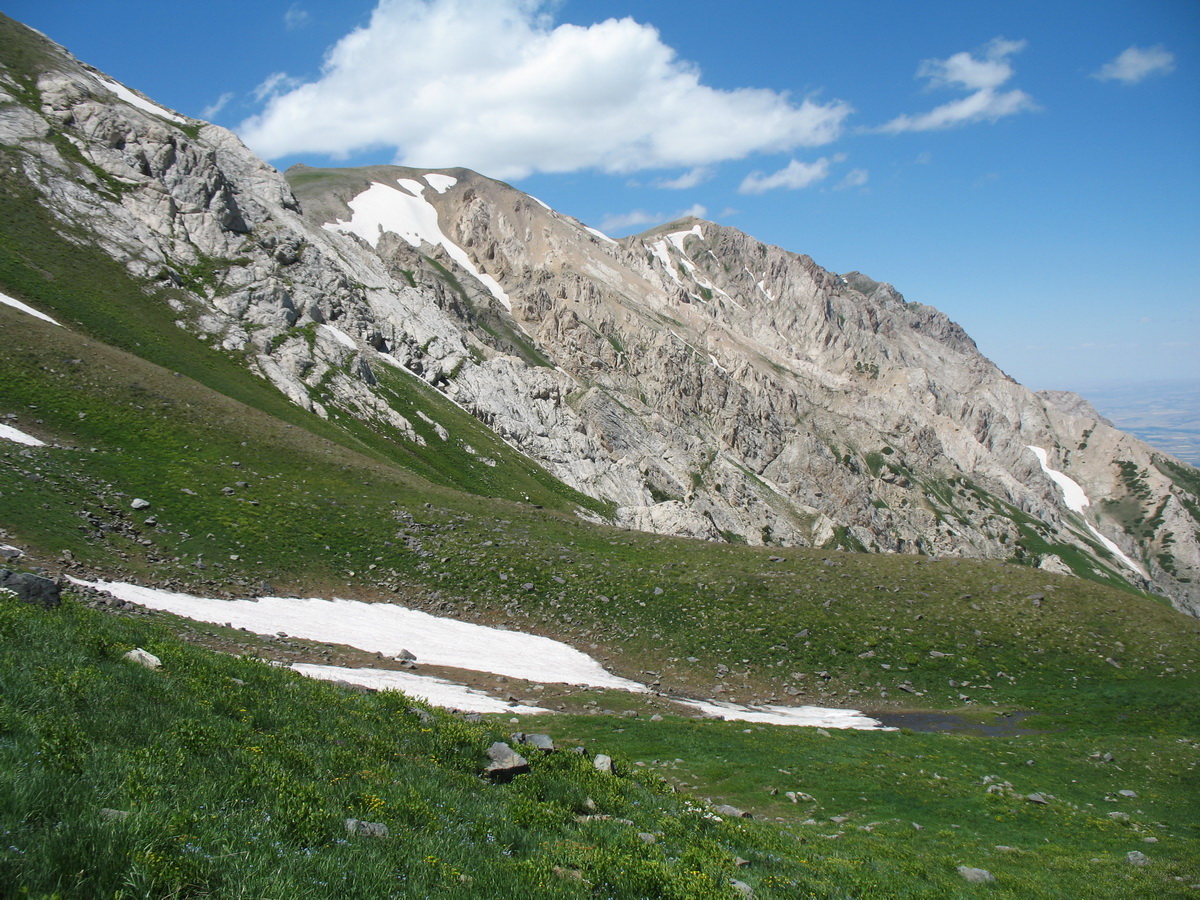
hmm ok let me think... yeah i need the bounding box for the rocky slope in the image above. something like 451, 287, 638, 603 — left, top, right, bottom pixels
2, 14, 1198, 615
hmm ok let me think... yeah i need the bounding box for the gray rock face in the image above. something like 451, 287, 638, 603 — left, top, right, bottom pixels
4, 18, 1199, 615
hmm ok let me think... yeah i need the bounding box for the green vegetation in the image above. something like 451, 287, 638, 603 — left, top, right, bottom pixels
0, 599, 761, 898
2, 15, 1198, 892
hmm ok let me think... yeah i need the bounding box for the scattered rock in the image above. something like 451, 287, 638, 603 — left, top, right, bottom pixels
715, 804, 751, 819
0, 569, 61, 609
730, 879, 754, 897
638, 832, 656, 844
99, 808, 130, 822
344, 818, 389, 838
957, 866, 995, 884
1126, 850, 1149, 866
1025, 792, 1048, 805
123, 648, 162, 669
130, 498, 151, 510
593, 753, 614, 774
484, 742, 529, 781
1118, 790, 1137, 798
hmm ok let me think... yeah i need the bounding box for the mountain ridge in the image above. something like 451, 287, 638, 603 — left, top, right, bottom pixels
1, 12, 1198, 615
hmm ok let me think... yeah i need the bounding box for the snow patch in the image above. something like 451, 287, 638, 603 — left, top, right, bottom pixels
319, 324, 358, 351
292, 663, 549, 714
666, 224, 704, 253
93, 74, 188, 125
0, 424, 46, 447
0, 290, 61, 327
325, 180, 511, 310
1027, 446, 1148, 577
585, 226, 617, 245
67, 579, 646, 690
422, 173, 457, 194
677, 698, 888, 730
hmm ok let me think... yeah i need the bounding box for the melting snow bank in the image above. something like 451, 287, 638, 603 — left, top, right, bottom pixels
291, 663, 549, 715
1, 289, 61, 327
67, 579, 646, 691
1027, 446, 1149, 577
92, 74, 189, 125
0, 423, 46, 447
67, 579, 891, 729
677, 698, 889, 731
325, 179, 511, 310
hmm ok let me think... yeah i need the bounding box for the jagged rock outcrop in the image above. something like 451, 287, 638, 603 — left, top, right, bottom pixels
2, 14, 1198, 615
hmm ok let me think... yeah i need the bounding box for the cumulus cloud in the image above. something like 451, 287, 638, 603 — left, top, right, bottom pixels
1093, 45, 1175, 83
200, 91, 234, 120
654, 166, 713, 190
238, 0, 851, 178
739, 157, 834, 194
879, 38, 1037, 133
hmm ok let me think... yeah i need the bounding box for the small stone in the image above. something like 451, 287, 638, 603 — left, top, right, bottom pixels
593, 753, 614, 774
1025, 792, 1048, 804
734, 856, 750, 867
638, 832, 656, 844
957, 866, 995, 884
1118, 790, 1137, 798
345, 818, 389, 838
1126, 850, 1149, 866
715, 804, 750, 819
130, 498, 150, 510
650, 714, 663, 722
99, 808, 130, 822
730, 879, 754, 897
123, 648, 161, 669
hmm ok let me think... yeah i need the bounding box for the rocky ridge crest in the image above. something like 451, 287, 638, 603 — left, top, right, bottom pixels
2, 16, 1197, 615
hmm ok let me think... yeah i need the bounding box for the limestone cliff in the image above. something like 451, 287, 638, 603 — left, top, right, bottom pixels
2, 15, 1197, 615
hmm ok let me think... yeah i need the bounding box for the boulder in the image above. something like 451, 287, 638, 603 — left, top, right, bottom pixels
124, 648, 162, 669
484, 742, 529, 781
345, 818, 389, 838
957, 866, 995, 883
0, 569, 61, 608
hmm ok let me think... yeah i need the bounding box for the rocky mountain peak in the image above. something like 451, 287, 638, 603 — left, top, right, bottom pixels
2, 13, 1198, 616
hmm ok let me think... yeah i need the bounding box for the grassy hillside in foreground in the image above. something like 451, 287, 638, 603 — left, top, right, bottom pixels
2, 594, 1197, 899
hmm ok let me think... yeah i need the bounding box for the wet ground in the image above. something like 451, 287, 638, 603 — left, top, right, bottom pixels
872, 708, 1050, 736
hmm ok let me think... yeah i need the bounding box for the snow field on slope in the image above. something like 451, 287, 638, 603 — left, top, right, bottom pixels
1, 290, 61, 326
1027, 446, 1149, 577
0, 424, 46, 447
93, 74, 188, 125
66, 580, 886, 728
68, 579, 644, 690
292, 663, 549, 715
324, 179, 511, 310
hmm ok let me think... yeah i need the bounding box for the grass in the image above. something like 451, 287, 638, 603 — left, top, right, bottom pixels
2, 16, 1199, 892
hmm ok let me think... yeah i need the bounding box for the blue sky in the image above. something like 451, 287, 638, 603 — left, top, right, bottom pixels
8, 0, 1199, 394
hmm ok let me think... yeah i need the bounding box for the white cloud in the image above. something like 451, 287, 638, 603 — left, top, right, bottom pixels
252, 72, 303, 103
599, 203, 707, 235
654, 166, 713, 189
285, 6, 311, 30
835, 168, 869, 190
238, 0, 851, 178
739, 157, 833, 194
1093, 45, 1175, 84
200, 91, 234, 120
879, 37, 1037, 133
